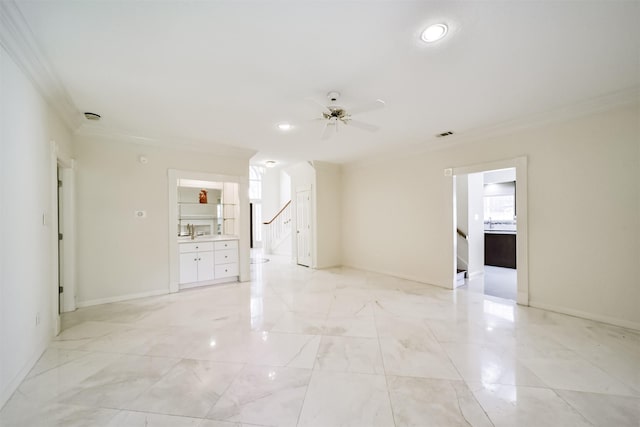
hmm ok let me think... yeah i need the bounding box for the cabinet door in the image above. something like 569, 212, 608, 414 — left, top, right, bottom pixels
179, 252, 198, 284
198, 251, 215, 281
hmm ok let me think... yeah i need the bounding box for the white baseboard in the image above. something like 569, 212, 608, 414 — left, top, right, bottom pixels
179, 277, 238, 290
76, 288, 169, 308
0, 337, 48, 410
468, 270, 484, 278
529, 300, 640, 331
341, 263, 450, 290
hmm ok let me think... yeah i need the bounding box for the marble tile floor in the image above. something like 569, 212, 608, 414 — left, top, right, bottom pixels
1, 255, 639, 426
461, 266, 518, 301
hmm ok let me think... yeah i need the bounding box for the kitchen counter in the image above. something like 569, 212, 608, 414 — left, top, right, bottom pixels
177, 235, 238, 243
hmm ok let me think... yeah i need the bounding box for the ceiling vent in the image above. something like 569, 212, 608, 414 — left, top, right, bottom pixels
436, 131, 454, 138
84, 112, 101, 121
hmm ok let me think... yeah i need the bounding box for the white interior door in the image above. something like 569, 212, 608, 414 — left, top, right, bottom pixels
296, 189, 312, 267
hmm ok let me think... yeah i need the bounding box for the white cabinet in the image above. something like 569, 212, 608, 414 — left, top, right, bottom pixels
214, 240, 239, 279
179, 242, 214, 284
179, 239, 239, 286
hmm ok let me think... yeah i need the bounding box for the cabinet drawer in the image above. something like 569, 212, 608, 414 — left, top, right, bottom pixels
215, 248, 238, 265
214, 240, 238, 250
215, 263, 238, 278
179, 241, 214, 253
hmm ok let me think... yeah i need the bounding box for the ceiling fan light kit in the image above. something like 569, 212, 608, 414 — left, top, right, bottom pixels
311, 91, 385, 140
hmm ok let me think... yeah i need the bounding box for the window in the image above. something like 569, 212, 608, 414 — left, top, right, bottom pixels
484, 195, 515, 220
484, 181, 516, 221
249, 165, 263, 200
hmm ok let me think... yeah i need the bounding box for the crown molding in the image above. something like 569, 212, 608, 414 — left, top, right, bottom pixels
75, 124, 257, 159
345, 87, 640, 170
427, 86, 640, 152
0, 1, 81, 131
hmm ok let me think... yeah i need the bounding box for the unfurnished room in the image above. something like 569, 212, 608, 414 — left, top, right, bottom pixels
1, 1, 639, 426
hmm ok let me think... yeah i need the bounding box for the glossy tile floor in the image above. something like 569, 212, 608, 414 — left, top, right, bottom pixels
461, 266, 518, 301
1, 255, 639, 426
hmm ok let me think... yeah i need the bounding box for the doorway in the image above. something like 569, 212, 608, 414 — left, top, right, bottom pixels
451, 157, 529, 306
51, 143, 76, 336
295, 188, 312, 267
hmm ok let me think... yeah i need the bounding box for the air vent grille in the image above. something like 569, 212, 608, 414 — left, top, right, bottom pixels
436, 131, 454, 138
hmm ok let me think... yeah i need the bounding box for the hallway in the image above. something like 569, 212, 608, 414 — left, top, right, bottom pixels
1, 256, 638, 426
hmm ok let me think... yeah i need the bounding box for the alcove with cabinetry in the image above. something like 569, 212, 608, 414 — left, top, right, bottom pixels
172, 176, 242, 289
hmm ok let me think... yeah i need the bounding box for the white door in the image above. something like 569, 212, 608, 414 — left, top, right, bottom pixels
296, 189, 312, 267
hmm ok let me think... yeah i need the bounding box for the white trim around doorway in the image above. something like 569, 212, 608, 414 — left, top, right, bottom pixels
50, 141, 76, 336
451, 156, 529, 306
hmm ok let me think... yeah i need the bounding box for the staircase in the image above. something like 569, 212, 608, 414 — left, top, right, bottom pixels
263, 200, 292, 254
456, 228, 468, 286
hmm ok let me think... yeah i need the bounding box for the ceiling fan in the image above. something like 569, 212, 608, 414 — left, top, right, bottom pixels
309, 91, 385, 140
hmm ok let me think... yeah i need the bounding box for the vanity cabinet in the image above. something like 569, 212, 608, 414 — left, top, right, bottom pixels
179, 239, 239, 286
214, 240, 239, 278
179, 242, 214, 284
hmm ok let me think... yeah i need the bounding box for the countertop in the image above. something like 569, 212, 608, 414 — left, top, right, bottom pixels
177, 235, 238, 243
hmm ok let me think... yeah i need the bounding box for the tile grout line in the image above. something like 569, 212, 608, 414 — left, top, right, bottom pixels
372, 296, 398, 427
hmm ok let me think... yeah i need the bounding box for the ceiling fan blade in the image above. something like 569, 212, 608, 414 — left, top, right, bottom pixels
306, 97, 332, 114
348, 99, 385, 116
320, 122, 333, 140
348, 119, 379, 132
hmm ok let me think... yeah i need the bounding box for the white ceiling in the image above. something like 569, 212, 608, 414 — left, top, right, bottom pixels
15, 1, 640, 165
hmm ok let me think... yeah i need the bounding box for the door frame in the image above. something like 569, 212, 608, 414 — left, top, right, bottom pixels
50, 141, 76, 335
294, 185, 313, 267
450, 156, 529, 306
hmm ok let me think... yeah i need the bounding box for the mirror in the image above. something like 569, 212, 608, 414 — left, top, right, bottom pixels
177, 179, 239, 237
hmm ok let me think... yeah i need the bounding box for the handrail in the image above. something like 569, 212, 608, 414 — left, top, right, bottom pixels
456, 228, 468, 240
263, 200, 292, 225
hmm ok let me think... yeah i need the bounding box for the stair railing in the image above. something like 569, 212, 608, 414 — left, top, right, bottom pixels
263, 200, 292, 253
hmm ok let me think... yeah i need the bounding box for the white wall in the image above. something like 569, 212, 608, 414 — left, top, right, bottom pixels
280, 170, 291, 207
74, 134, 252, 306
0, 45, 73, 407
467, 172, 485, 276
455, 175, 469, 271
261, 167, 281, 222
314, 161, 342, 269
342, 104, 640, 329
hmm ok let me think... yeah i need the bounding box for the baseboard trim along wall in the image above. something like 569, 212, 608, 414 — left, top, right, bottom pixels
341, 263, 450, 290
76, 289, 169, 308
0, 337, 49, 409
529, 300, 640, 331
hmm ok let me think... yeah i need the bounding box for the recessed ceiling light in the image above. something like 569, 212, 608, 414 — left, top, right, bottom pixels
265, 160, 277, 168
421, 24, 448, 43
277, 123, 292, 131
